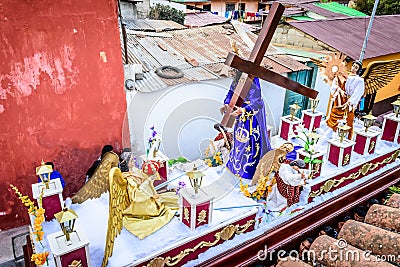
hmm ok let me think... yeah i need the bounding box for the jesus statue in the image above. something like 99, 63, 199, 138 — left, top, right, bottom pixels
221, 71, 271, 180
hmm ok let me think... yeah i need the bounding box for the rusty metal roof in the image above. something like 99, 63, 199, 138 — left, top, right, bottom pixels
260, 7, 306, 17
289, 15, 400, 60
184, 12, 230, 28
124, 19, 186, 31
125, 24, 309, 92
261, 0, 318, 5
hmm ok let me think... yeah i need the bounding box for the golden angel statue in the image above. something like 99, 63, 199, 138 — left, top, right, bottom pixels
240, 142, 294, 200
251, 142, 294, 186
71, 151, 178, 267
313, 53, 400, 138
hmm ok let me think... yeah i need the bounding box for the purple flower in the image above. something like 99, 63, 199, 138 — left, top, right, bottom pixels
152, 130, 157, 137
150, 125, 155, 130
176, 181, 186, 195
148, 137, 153, 143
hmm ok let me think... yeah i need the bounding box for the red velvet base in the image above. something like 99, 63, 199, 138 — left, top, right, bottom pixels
309, 149, 399, 202
41, 194, 62, 221
59, 247, 88, 267
139, 213, 256, 267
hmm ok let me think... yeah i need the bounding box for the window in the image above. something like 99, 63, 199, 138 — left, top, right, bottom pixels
226, 3, 235, 12
282, 63, 317, 117
238, 3, 245, 11
203, 4, 211, 11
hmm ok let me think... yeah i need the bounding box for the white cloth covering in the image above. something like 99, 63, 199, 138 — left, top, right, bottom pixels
266, 164, 305, 211
331, 74, 364, 112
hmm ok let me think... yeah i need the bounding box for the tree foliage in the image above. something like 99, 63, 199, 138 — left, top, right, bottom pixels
148, 4, 185, 25
354, 0, 400, 15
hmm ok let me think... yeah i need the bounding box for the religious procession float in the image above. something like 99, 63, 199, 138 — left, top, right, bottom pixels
16, 2, 400, 267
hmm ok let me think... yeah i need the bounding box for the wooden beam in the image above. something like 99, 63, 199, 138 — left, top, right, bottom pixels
225, 53, 319, 99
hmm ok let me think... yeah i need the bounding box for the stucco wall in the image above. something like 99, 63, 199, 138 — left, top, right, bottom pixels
0, 0, 126, 230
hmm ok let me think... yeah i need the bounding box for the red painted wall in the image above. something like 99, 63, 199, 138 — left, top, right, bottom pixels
0, 0, 126, 230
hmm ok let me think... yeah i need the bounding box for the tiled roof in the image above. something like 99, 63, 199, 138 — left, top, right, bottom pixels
289, 15, 400, 60
124, 24, 310, 92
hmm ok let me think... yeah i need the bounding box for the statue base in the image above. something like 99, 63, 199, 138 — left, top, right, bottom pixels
278, 115, 302, 141
301, 109, 323, 131
297, 148, 325, 178
47, 228, 91, 267
180, 188, 214, 230
31, 178, 63, 221
353, 128, 381, 155
327, 138, 355, 167
381, 113, 400, 143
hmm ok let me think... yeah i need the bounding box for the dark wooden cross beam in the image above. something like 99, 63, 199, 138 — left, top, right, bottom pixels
221, 2, 319, 128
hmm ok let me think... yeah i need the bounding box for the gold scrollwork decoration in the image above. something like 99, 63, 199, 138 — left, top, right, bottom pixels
369, 141, 375, 153
343, 154, 350, 166
184, 207, 189, 223
220, 225, 236, 240
197, 210, 207, 224
147, 258, 165, 267
309, 150, 400, 198
144, 220, 255, 267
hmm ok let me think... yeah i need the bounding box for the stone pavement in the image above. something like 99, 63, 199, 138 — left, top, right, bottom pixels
0, 225, 29, 267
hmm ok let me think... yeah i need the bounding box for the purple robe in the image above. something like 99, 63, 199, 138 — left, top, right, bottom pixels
224, 77, 271, 179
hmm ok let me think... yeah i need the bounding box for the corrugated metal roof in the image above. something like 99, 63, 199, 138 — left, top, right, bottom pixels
289, 15, 400, 60
299, 3, 344, 18
125, 24, 310, 92
124, 19, 186, 31
313, 2, 366, 17
184, 12, 230, 28
260, 7, 306, 17
261, 0, 318, 5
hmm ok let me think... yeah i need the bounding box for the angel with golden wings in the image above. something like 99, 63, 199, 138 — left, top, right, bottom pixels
71, 151, 178, 267
314, 53, 400, 139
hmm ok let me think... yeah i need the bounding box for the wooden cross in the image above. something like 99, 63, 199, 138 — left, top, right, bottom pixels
221, 2, 319, 127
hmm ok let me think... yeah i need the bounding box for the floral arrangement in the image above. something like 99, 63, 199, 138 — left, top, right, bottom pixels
204, 151, 223, 167
10, 184, 49, 266
295, 125, 323, 177
31, 252, 49, 266
10, 184, 45, 242
239, 174, 275, 200
175, 181, 186, 195
147, 125, 161, 157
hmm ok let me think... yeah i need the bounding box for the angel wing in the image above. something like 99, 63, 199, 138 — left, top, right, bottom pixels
362, 59, 400, 95
71, 151, 119, 204
252, 149, 282, 186
102, 167, 129, 267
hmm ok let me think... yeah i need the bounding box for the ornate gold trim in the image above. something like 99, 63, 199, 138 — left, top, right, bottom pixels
145, 219, 255, 267
369, 141, 375, 153
343, 154, 350, 166
184, 207, 190, 223
197, 210, 206, 224
309, 150, 400, 198
147, 258, 165, 267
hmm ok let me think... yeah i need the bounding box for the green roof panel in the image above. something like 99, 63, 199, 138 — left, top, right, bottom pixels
291, 16, 315, 21
314, 2, 367, 17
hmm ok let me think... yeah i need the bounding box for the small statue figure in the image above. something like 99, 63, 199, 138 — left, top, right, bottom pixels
266, 159, 307, 212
